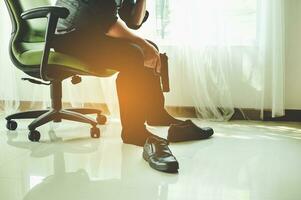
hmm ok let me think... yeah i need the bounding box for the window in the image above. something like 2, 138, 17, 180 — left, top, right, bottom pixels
140, 0, 257, 46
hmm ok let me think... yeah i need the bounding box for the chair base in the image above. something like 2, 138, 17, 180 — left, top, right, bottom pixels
5, 80, 107, 142
5, 108, 107, 142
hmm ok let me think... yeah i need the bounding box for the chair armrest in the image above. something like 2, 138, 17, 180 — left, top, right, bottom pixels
21, 6, 69, 20
20, 6, 70, 82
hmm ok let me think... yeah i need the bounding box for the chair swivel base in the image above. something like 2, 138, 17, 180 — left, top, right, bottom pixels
6, 108, 107, 142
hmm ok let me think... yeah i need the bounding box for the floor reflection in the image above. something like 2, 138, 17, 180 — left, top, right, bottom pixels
2, 119, 301, 200
6, 129, 178, 200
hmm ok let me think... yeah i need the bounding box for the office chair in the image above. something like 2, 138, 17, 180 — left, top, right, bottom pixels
4, 0, 118, 142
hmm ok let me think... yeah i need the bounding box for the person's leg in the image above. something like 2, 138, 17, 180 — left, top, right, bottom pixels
115, 61, 153, 146
141, 41, 184, 126
53, 31, 159, 146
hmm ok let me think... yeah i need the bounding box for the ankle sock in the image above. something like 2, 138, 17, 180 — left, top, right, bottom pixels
121, 128, 168, 147
121, 128, 152, 147
147, 111, 184, 126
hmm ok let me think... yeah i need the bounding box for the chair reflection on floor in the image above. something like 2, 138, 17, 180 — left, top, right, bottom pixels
6, 130, 178, 200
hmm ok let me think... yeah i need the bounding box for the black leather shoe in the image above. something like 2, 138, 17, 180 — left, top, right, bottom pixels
143, 136, 179, 173
168, 120, 214, 142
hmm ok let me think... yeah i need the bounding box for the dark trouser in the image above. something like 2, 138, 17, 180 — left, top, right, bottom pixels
53, 30, 165, 139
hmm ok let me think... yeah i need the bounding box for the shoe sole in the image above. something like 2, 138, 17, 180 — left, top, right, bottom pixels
143, 151, 179, 173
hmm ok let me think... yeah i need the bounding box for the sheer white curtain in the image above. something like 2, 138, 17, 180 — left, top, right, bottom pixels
0, 0, 285, 120
0, 2, 20, 114
137, 0, 286, 120
257, 0, 286, 118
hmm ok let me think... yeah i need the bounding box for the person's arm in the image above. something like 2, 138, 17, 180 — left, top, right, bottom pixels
119, 0, 149, 29
129, 0, 146, 26
106, 19, 161, 73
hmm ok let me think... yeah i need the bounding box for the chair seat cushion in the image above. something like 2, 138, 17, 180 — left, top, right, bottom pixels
14, 42, 117, 77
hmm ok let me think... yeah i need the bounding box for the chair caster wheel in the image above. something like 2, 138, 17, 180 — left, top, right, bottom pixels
97, 115, 107, 125
6, 120, 17, 131
28, 130, 41, 142
90, 127, 100, 138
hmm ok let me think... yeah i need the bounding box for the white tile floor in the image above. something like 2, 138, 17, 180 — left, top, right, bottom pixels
1, 117, 301, 200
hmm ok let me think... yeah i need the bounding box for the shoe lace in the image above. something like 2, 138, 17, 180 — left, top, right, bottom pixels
149, 136, 172, 157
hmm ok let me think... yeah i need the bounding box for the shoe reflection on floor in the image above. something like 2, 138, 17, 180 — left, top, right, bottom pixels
6, 129, 178, 200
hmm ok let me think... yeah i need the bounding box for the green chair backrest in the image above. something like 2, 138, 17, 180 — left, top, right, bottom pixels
5, 0, 52, 42
4, 0, 118, 77
4, 0, 52, 69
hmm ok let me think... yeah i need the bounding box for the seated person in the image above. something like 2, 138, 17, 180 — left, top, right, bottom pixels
54, 0, 183, 147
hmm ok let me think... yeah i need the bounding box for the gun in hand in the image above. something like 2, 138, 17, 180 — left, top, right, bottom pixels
158, 53, 170, 93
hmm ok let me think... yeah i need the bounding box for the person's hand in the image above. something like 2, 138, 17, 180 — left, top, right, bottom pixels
140, 40, 161, 73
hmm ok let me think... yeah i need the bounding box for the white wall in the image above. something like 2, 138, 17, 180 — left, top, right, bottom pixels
285, 0, 301, 109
